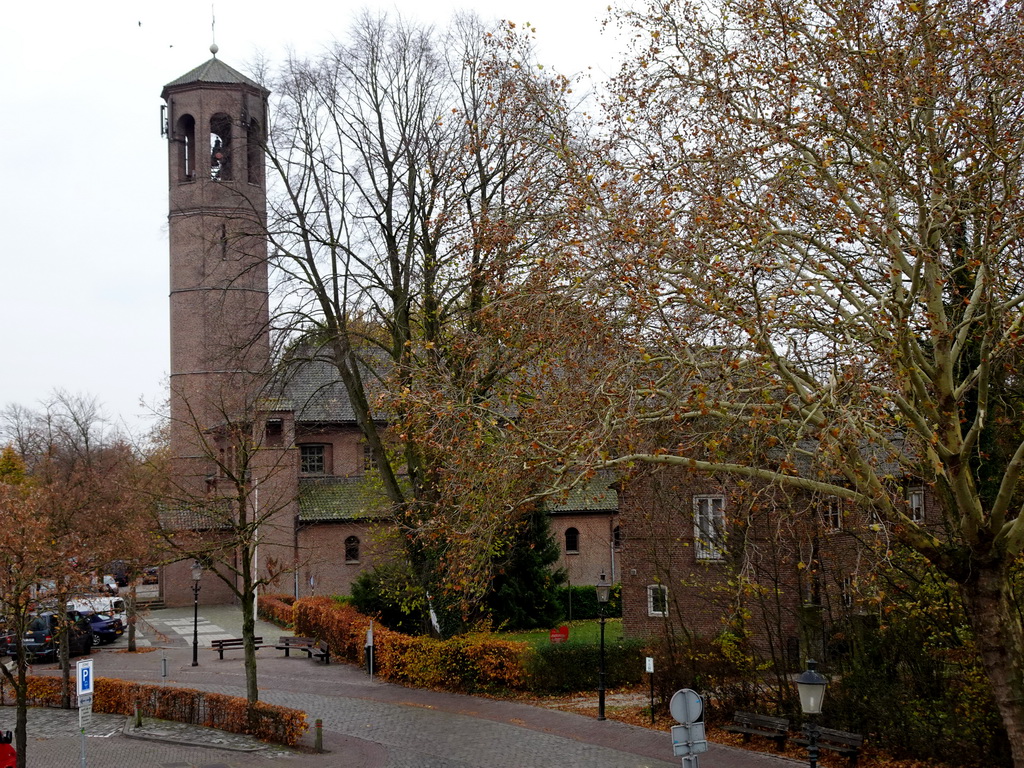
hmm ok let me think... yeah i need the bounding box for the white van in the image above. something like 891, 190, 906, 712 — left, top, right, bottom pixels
68, 596, 127, 625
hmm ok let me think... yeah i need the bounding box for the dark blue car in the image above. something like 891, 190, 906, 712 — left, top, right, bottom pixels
80, 610, 123, 645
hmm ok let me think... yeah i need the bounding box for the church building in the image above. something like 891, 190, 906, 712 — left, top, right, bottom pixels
157, 52, 619, 608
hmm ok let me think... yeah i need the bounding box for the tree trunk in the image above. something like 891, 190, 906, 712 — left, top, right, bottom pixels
126, 581, 137, 652
241, 586, 258, 706
961, 562, 1024, 766
14, 645, 27, 768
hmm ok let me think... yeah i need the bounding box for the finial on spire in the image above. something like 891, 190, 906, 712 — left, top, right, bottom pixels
210, 4, 218, 57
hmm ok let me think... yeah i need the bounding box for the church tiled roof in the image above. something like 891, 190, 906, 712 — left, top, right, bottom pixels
298, 476, 393, 522
546, 472, 618, 513
162, 57, 268, 95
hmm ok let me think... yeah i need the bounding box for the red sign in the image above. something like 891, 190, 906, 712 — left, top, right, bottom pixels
549, 626, 569, 644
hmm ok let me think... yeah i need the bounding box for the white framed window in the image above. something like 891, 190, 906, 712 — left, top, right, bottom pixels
823, 499, 842, 532
647, 584, 669, 617
841, 577, 854, 609
908, 488, 925, 523
694, 495, 726, 561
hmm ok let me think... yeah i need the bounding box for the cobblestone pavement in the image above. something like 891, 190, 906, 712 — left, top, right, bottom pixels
3, 606, 801, 768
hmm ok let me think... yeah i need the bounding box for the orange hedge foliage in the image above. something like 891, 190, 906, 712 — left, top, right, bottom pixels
258, 594, 296, 628
292, 597, 529, 693
1, 676, 307, 747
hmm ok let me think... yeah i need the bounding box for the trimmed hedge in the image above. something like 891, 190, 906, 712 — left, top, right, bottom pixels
526, 639, 646, 692
0, 676, 308, 747
258, 593, 296, 628
294, 596, 530, 692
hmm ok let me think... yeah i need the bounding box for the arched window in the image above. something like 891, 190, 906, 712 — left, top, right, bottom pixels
344, 536, 360, 563
612, 525, 623, 551
246, 117, 261, 184
176, 114, 196, 181
564, 527, 579, 554
210, 113, 233, 180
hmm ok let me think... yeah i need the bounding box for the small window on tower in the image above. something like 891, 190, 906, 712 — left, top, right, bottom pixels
247, 117, 261, 185
176, 114, 196, 182
210, 113, 233, 181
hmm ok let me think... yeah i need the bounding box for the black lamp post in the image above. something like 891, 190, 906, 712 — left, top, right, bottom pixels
595, 572, 611, 722
190, 560, 203, 667
796, 659, 828, 768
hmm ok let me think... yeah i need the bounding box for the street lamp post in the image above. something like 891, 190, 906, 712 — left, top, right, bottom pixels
595, 573, 611, 722
796, 659, 828, 768
190, 561, 203, 667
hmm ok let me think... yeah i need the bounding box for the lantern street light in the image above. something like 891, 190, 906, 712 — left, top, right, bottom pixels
796, 659, 828, 768
190, 560, 203, 667
595, 572, 611, 722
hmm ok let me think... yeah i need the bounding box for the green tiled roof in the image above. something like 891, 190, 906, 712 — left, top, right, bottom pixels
158, 500, 233, 531
298, 476, 392, 522
547, 473, 618, 513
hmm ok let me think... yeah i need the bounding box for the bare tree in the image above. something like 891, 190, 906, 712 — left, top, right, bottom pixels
263, 12, 582, 617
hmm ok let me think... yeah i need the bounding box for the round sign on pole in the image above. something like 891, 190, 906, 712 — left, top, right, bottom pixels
670, 688, 703, 724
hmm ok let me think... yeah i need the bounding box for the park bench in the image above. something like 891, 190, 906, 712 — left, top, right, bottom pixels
275, 635, 316, 657
211, 636, 263, 660
311, 638, 331, 664
793, 725, 864, 766
721, 711, 790, 751
274, 636, 331, 664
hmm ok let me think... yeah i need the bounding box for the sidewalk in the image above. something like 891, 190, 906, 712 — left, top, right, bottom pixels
3, 605, 801, 767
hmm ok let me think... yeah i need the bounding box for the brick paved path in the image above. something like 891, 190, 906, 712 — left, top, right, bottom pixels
3, 606, 800, 768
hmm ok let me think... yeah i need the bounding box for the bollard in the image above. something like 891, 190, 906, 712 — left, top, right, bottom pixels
314, 718, 323, 753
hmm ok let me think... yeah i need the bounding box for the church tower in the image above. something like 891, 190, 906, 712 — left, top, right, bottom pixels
161, 48, 271, 483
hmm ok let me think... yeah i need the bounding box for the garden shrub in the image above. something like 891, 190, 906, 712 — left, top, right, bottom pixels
293, 596, 529, 692
555, 584, 622, 621
0, 676, 308, 747
349, 563, 427, 635
258, 594, 296, 627
525, 637, 645, 692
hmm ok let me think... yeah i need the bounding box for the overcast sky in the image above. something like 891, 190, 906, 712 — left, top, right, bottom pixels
0, 1, 629, 439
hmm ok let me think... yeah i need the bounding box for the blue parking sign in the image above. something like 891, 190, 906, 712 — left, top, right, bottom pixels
76, 659, 93, 696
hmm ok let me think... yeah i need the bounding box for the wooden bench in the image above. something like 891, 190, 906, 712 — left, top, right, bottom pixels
311, 639, 330, 664
275, 636, 316, 658
211, 636, 263, 660
274, 636, 330, 664
793, 725, 864, 766
721, 711, 790, 751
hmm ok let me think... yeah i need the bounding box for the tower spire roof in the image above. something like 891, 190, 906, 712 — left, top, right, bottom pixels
162, 57, 268, 98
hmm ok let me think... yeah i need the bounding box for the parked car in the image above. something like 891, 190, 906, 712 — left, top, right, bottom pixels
79, 610, 123, 645
0, 620, 13, 657
68, 596, 126, 626
23, 611, 93, 660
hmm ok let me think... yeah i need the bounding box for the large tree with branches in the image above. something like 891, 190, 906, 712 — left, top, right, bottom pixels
262, 12, 583, 619
549, 0, 1024, 759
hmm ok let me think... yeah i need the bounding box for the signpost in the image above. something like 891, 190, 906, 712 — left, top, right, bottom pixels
77, 659, 93, 767
669, 688, 708, 768
548, 626, 569, 644
646, 657, 655, 725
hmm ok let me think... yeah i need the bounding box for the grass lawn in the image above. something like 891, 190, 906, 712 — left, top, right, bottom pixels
498, 618, 625, 647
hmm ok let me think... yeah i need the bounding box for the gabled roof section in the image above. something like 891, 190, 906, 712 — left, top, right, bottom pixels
298, 476, 393, 522
162, 57, 269, 96
547, 472, 619, 514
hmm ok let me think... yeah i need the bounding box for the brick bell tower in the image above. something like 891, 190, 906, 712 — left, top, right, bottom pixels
160, 47, 276, 605
161, 46, 271, 481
